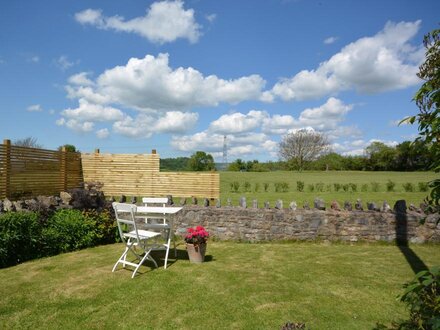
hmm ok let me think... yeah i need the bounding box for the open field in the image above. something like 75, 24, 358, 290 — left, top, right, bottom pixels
0, 242, 439, 329
220, 171, 438, 207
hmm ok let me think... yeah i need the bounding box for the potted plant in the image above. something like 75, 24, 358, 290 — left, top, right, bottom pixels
184, 226, 209, 263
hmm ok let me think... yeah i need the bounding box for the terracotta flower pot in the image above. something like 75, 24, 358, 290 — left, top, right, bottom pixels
186, 243, 206, 263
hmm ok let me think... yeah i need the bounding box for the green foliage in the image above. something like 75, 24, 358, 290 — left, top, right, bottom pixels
325, 184, 332, 192
274, 182, 289, 193
0, 212, 42, 268
349, 183, 358, 192
263, 182, 270, 192
334, 183, 342, 192
58, 144, 77, 152
297, 181, 304, 192
243, 181, 251, 192
254, 183, 260, 192
230, 181, 240, 193
342, 184, 349, 192
307, 184, 315, 192
403, 183, 415, 193
315, 182, 324, 192
366, 142, 398, 171
361, 183, 369, 192
404, 28, 440, 207
419, 182, 429, 192
376, 266, 440, 330
160, 157, 190, 171
187, 151, 215, 171
386, 180, 396, 192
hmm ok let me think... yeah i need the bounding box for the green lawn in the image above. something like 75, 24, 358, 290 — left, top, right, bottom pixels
220, 171, 438, 207
1, 241, 439, 329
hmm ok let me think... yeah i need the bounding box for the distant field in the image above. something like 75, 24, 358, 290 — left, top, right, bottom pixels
220, 171, 438, 207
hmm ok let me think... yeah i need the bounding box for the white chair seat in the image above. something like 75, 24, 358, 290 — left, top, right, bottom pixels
124, 230, 161, 240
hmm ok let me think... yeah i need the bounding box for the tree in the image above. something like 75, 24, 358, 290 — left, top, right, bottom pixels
278, 129, 330, 171
365, 142, 397, 171
58, 144, 78, 152
187, 151, 215, 171
12, 137, 43, 149
403, 28, 440, 206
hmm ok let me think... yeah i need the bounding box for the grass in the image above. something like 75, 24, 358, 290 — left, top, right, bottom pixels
220, 171, 438, 207
0, 241, 439, 329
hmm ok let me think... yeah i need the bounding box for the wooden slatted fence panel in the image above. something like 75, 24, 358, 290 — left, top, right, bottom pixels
81, 152, 219, 199
0, 141, 82, 199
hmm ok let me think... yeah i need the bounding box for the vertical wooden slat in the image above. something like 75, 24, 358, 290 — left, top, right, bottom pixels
3, 139, 11, 199
60, 146, 67, 192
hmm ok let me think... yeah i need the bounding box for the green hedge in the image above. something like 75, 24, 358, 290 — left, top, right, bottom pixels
0, 209, 117, 268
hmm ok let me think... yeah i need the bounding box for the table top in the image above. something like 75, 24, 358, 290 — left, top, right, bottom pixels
136, 206, 183, 214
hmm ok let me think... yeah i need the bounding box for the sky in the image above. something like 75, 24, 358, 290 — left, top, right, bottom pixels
1, 0, 439, 161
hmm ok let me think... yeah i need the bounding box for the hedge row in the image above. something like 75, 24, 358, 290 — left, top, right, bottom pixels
0, 209, 117, 268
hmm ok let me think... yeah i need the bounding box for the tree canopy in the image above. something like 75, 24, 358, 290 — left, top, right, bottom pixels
187, 151, 215, 171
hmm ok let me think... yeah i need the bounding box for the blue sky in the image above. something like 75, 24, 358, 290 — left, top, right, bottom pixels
1, 0, 439, 161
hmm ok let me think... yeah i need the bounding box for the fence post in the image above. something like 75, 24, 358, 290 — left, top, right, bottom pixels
60, 146, 67, 192
3, 139, 11, 199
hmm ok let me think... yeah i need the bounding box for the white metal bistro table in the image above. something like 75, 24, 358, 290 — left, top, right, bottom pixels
135, 206, 182, 269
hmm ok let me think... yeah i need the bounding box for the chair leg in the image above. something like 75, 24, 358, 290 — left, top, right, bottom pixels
132, 248, 158, 278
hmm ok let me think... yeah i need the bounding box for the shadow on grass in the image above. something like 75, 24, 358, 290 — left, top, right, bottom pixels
394, 200, 428, 275
150, 247, 214, 269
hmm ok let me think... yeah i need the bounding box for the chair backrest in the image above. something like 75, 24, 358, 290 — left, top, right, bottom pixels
142, 197, 168, 207
112, 202, 140, 242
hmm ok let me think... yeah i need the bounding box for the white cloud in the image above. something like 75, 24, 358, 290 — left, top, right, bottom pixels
324, 36, 338, 45
27, 104, 42, 112
27, 55, 40, 63
271, 20, 423, 101
75, 0, 201, 44
68, 72, 94, 86
206, 14, 216, 23
56, 118, 94, 133
95, 53, 265, 111
61, 99, 124, 122
209, 110, 268, 134
96, 128, 109, 139
112, 111, 198, 138
55, 55, 77, 71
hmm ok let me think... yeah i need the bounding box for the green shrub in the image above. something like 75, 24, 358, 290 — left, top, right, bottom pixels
263, 182, 269, 192
307, 184, 315, 192
402, 182, 415, 192
418, 182, 429, 192
296, 181, 304, 192
371, 182, 380, 192
326, 184, 332, 192
82, 209, 117, 245
254, 183, 260, 192
243, 181, 251, 192
349, 183, 357, 192
43, 209, 97, 254
361, 184, 369, 192
386, 180, 396, 192
281, 182, 289, 193
334, 183, 341, 192
230, 181, 240, 193
0, 212, 42, 268
342, 184, 349, 192
315, 182, 324, 192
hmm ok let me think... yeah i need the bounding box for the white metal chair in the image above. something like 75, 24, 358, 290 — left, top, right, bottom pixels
141, 197, 176, 269
112, 202, 161, 278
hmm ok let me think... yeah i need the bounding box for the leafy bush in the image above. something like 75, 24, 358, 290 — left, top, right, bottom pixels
419, 182, 429, 192
403, 183, 415, 192
375, 266, 440, 329
386, 180, 396, 192
326, 184, 332, 192
243, 181, 251, 192
0, 212, 43, 268
296, 181, 304, 192
361, 184, 369, 192
315, 182, 324, 192
274, 182, 289, 192
230, 181, 240, 193
334, 183, 341, 192
371, 182, 381, 192
349, 183, 358, 192
263, 182, 270, 192
342, 184, 349, 192
254, 183, 260, 192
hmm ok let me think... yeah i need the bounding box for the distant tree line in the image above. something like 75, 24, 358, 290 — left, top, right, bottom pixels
227, 140, 433, 172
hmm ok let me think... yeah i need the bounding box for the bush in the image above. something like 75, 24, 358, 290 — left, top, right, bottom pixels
254, 183, 260, 192
342, 184, 349, 192
386, 180, 395, 192
402, 182, 415, 192
263, 183, 269, 192
243, 181, 251, 192
361, 184, 369, 192
315, 182, 324, 192
371, 182, 381, 192
419, 182, 429, 192
349, 183, 357, 192
334, 183, 341, 192
230, 181, 240, 193
296, 181, 304, 192
0, 212, 42, 268
275, 182, 288, 192
326, 184, 332, 192
307, 184, 315, 192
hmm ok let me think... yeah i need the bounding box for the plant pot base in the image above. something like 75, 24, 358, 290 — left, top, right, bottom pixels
186, 243, 206, 263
